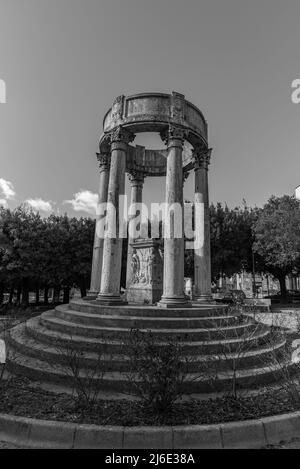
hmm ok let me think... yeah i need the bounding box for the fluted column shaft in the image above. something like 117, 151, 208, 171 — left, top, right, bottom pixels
126, 172, 144, 290
194, 147, 212, 302
87, 153, 110, 299
97, 127, 134, 304
158, 125, 190, 308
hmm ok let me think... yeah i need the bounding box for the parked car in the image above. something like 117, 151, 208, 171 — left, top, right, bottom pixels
264, 290, 300, 303
214, 289, 246, 304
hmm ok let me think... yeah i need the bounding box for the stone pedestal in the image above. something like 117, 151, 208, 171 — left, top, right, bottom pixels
126, 238, 163, 304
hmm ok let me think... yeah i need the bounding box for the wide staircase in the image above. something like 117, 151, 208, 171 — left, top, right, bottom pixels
6, 300, 290, 397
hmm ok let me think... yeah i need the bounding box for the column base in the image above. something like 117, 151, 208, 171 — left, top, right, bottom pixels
157, 295, 192, 308
83, 290, 99, 301
193, 294, 215, 304
96, 293, 127, 306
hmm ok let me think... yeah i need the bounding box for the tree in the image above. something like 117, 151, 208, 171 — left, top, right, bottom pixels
0, 206, 46, 305
68, 216, 94, 297
210, 202, 257, 283
0, 208, 94, 305
41, 214, 94, 301
253, 195, 300, 299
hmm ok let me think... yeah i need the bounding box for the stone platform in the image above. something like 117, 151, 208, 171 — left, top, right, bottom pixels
6, 300, 290, 397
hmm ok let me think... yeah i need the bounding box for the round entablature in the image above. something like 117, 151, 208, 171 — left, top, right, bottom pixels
99, 92, 209, 176
125, 145, 194, 177
98, 144, 195, 177
102, 92, 208, 147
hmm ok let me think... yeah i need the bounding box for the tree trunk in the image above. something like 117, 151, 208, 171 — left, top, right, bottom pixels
0, 283, 4, 305
63, 286, 70, 304
278, 273, 287, 301
21, 278, 29, 306
79, 277, 87, 298
16, 284, 22, 304
44, 286, 49, 305
53, 285, 60, 304
9, 287, 14, 304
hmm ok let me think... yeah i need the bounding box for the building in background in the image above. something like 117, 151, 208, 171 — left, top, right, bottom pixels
295, 185, 300, 200
217, 272, 279, 298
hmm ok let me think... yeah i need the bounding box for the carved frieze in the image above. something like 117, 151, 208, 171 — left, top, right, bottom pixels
171, 91, 185, 124
111, 95, 125, 125
128, 239, 163, 296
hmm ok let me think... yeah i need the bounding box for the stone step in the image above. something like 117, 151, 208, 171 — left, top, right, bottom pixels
40, 312, 264, 341
69, 300, 229, 318
25, 316, 272, 354
8, 322, 287, 373
7, 347, 292, 394
54, 306, 244, 329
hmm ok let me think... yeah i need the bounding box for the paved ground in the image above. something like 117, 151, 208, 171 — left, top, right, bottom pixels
246, 309, 300, 332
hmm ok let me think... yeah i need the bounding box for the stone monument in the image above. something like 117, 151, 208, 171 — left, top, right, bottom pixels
7, 92, 291, 397
87, 91, 213, 305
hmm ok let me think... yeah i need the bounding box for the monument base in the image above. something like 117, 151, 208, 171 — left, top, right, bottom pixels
96, 294, 127, 306
7, 299, 291, 398
193, 294, 215, 304
126, 285, 162, 305
83, 291, 99, 301
157, 296, 192, 308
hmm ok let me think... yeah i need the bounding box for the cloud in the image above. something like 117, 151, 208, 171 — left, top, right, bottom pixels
64, 190, 98, 216
0, 178, 15, 200
26, 198, 54, 213
0, 199, 8, 208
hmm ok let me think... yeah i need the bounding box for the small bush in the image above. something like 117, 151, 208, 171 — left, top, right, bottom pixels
231, 291, 246, 307
47, 335, 111, 408
125, 329, 189, 417
260, 314, 300, 407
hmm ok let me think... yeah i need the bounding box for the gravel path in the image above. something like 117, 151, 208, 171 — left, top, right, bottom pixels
0, 440, 22, 449
264, 438, 300, 449
1, 437, 300, 448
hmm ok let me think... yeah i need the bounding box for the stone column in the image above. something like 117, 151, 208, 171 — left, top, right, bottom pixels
193, 146, 213, 302
158, 125, 190, 308
86, 152, 110, 299
126, 170, 145, 291
97, 126, 135, 304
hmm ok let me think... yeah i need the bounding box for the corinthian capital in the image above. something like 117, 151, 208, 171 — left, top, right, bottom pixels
160, 124, 188, 146
110, 126, 135, 145
96, 152, 110, 172
128, 170, 145, 186
193, 145, 212, 170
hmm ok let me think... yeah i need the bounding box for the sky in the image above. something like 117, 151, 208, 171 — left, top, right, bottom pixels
0, 0, 300, 217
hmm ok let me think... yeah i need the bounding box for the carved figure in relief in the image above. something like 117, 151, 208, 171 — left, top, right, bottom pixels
131, 249, 140, 284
